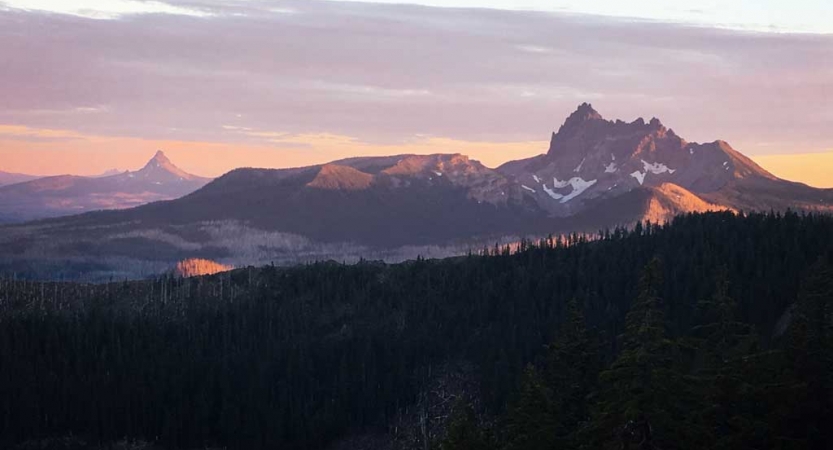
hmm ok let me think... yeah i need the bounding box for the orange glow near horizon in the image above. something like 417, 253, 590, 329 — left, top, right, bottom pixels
752, 153, 833, 189
1, 124, 830, 189
0, 125, 545, 177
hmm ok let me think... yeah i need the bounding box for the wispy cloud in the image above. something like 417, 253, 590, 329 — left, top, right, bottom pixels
0, 0, 212, 19
328, 0, 833, 34
516, 45, 554, 54
0, 124, 88, 141
7, 105, 111, 117
0, 0, 830, 172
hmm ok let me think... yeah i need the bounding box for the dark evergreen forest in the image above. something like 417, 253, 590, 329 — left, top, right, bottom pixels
1, 211, 831, 450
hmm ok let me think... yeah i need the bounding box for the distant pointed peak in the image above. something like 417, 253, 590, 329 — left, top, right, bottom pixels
150, 150, 171, 164
133, 149, 203, 181
142, 150, 174, 170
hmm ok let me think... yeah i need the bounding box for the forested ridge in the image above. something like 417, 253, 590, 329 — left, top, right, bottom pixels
1, 211, 831, 449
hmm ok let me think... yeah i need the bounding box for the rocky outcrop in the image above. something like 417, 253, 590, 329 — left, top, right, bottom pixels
307, 164, 374, 191
174, 258, 232, 278
498, 103, 828, 219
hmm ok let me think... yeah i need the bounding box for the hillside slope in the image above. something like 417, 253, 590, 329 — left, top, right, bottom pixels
0, 170, 38, 187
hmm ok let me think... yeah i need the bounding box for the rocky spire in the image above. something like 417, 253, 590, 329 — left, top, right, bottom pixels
549, 103, 607, 155
562, 103, 603, 128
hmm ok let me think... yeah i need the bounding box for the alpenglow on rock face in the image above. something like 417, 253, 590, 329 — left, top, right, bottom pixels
1, 104, 831, 280
174, 258, 232, 278
497, 103, 805, 217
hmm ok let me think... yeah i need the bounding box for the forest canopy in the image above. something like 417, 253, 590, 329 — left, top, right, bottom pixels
0, 211, 831, 450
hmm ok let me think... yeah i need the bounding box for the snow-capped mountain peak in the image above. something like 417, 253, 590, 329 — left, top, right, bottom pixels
499, 103, 782, 217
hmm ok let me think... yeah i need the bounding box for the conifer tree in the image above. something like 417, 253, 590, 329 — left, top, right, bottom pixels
503, 297, 599, 450
693, 267, 765, 449
782, 261, 833, 449
544, 297, 600, 446
503, 365, 557, 450
587, 258, 698, 450
441, 400, 491, 450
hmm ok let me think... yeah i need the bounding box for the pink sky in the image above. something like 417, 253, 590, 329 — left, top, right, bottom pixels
0, 1, 831, 186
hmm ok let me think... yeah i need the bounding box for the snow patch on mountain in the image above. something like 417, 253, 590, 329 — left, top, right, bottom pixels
548, 177, 598, 203
532, 174, 541, 183
630, 160, 675, 186
522, 185, 536, 193
561, 178, 596, 203
642, 160, 676, 175
604, 162, 618, 173
574, 157, 585, 173
543, 184, 563, 200
551, 177, 570, 189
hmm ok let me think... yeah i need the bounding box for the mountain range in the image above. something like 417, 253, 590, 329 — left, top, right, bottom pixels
1, 104, 830, 280
0, 151, 210, 223
0, 170, 39, 188
500, 103, 831, 220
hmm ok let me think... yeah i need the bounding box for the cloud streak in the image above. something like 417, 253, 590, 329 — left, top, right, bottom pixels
330, 0, 833, 34
0, 0, 830, 181
0, 0, 212, 19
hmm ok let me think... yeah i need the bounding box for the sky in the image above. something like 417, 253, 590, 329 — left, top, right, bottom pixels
0, 0, 831, 187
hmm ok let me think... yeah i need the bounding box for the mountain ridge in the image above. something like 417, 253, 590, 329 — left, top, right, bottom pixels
498, 103, 819, 218
0, 170, 39, 187
1, 104, 830, 280
0, 151, 211, 223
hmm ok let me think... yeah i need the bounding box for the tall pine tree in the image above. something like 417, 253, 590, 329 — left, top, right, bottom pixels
782, 261, 833, 449
586, 258, 701, 450
692, 267, 766, 449
504, 297, 600, 450
440, 400, 492, 450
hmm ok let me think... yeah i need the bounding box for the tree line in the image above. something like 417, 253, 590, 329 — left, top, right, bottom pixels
441, 257, 833, 449
0, 211, 831, 449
